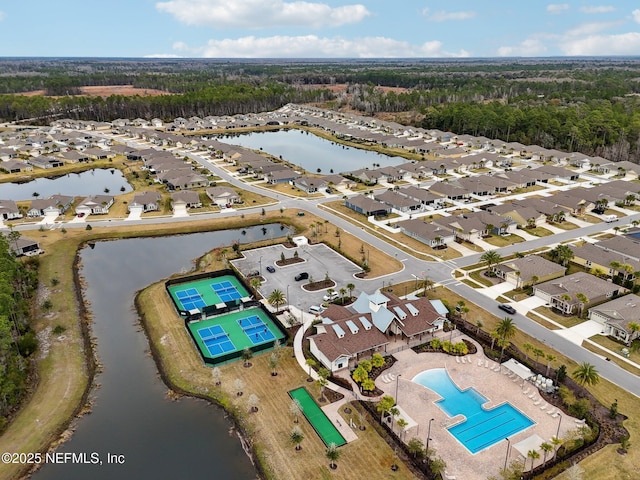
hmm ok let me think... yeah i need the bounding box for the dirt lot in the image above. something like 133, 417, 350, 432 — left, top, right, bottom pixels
18, 85, 170, 97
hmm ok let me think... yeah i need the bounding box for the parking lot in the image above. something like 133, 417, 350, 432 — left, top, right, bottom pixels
232, 243, 365, 312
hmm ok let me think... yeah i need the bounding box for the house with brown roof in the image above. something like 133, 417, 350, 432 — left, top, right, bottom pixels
308, 291, 446, 371
533, 272, 626, 315
570, 241, 640, 282
493, 256, 566, 288
588, 294, 640, 345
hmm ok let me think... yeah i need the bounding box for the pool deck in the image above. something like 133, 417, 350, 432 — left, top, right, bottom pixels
377, 337, 580, 480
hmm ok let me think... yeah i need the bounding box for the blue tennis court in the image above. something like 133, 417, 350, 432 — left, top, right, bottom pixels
175, 288, 207, 311
212, 280, 243, 303
238, 315, 276, 344
197, 324, 236, 356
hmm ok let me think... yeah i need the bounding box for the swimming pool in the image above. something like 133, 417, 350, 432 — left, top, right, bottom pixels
413, 368, 534, 454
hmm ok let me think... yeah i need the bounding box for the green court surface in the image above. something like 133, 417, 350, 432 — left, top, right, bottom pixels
168, 274, 250, 311
187, 308, 285, 361
288, 387, 346, 447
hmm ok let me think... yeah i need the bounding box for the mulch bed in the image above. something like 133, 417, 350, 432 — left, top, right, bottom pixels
276, 257, 305, 267
303, 280, 336, 292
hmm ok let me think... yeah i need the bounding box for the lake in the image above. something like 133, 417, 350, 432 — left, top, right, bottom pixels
30, 224, 290, 480
0, 169, 132, 201
217, 128, 407, 174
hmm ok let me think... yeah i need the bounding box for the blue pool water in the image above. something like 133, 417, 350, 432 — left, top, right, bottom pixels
413, 368, 534, 454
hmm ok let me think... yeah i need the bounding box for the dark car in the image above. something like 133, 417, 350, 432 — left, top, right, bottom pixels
266, 265, 276, 273
498, 304, 516, 315
294, 272, 309, 281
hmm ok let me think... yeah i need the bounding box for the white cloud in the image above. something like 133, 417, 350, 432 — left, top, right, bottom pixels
497, 38, 548, 57
565, 21, 618, 37
547, 4, 569, 14
561, 32, 640, 55
579, 6, 615, 14
144, 53, 184, 58
422, 9, 476, 22
155, 0, 369, 28
176, 35, 469, 58
633, 9, 640, 24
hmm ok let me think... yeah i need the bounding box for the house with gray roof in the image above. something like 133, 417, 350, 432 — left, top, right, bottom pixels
0, 160, 32, 173
344, 195, 391, 217
75, 195, 114, 215
374, 190, 422, 212
28, 195, 74, 217
533, 272, 625, 315
398, 218, 454, 248
129, 191, 162, 213
206, 186, 241, 207
170, 190, 202, 209
0, 200, 22, 220
588, 294, 640, 345
569, 243, 640, 282
493, 256, 565, 288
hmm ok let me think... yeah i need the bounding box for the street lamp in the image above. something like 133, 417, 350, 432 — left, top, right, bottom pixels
258, 255, 263, 276
426, 418, 435, 456
556, 413, 562, 440
394, 374, 402, 403
503, 437, 511, 472
286, 284, 290, 312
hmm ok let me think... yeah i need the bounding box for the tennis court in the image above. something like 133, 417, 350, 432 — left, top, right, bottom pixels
238, 314, 277, 344
168, 274, 250, 312
289, 387, 346, 447
187, 307, 286, 364
196, 324, 236, 356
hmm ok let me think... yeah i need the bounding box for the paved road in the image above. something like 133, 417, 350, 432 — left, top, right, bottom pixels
8, 133, 640, 398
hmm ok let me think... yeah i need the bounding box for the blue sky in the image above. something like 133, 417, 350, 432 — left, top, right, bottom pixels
1, 1, 639, 58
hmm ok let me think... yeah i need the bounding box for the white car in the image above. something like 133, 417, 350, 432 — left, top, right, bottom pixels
323, 291, 339, 302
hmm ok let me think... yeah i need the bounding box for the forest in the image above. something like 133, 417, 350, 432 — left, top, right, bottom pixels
0, 234, 39, 431
0, 57, 639, 162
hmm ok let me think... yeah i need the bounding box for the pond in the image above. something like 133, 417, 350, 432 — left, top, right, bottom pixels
31, 224, 290, 480
217, 128, 407, 174
0, 169, 132, 201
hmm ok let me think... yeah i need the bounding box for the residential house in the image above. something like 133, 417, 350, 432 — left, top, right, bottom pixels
7, 237, 42, 257
373, 190, 422, 213
592, 236, 640, 262
75, 195, 115, 215
428, 181, 468, 201
486, 203, 546, 228
264, 167, 300, 185
0, 160, 32, 173
344, 195, 391, 217
493, 256, 566, 288
129, 191, 162, 213
170, 190, 202, 209
291, 176, 327, 194
58, 150, 89, 163
27, 195, 74, 217
570, 242, 640, 281
206, 186, 241, 207
28, 156, 64, 169
165, 173, 209, 190
398, 186, 445, 208
0, 200, 22, 220
398, 219, 454, 248
588, 294, 640, 345
533, 272, 625, 315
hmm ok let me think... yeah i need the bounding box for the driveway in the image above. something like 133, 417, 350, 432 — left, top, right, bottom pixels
555, 320, 605, 346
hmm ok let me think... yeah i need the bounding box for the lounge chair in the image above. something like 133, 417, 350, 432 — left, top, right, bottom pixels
477, 359, 483, 366
485, 360, 489, 368
540, 404, 547, 410
533, 400, 541, 406
547, 408, 556, 415
528, 393, 536, 399
456, 356, 460, 364
522, 388, 530, 395
388, 373, 395, 381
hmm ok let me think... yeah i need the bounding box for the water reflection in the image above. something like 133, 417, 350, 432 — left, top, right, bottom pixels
31, 225, 288, 480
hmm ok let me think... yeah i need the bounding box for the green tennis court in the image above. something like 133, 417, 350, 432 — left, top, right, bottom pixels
168, 274, 250, 311
288, 387, 346, 447
188, 308, 285, 362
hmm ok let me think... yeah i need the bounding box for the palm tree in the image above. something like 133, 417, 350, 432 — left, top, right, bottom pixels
549, 244, 574, 266
305, 358, 316, 380
339, 287, 347, 304
540, 442, 553, 465
573, 362, 600, 386
475, 319, 483, 334
523, 343, 533, 362
533, 347, 544, 364
325, 443, 341, 469
575, 292, 588, 316
527, 449, 540, 471
250, 277, 262, 294
346, 282, 355, 300
550, 435, 563, 455
268, 289, 286, 313
376, 395, 395, 423
496, 317, 517, 358
290, 426, 304, 450
480, 250, 502, 272
627, 322, 640, 345
545, 353, 556, 376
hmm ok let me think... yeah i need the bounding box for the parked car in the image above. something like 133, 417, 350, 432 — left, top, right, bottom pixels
294, 272, 309, 281
297, 211, 305, 216
266, 265, 276, 273
309, 305, 324, 314
498, 304, 516, 315
77, 212, 85, 217
323, 291, 339, 302
247, 270, 260, 277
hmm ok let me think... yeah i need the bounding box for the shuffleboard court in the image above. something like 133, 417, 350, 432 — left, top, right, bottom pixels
288, 387, 346, 447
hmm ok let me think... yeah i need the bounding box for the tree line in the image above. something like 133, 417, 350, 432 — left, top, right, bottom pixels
0, 234, 39, 430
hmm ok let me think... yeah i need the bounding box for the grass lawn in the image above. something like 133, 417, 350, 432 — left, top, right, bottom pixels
469, 270, 496, 287
532, 306, 585, 328
581, 214, 603, 223
581, 341, 640, 376
525, 226, 554, 237
502, 289, 532, 302
588, 335, 640, 365
483, 233, 525, 247
525, 312, 560, 330
553, 221, 580, 231
138, 281, 415, 480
